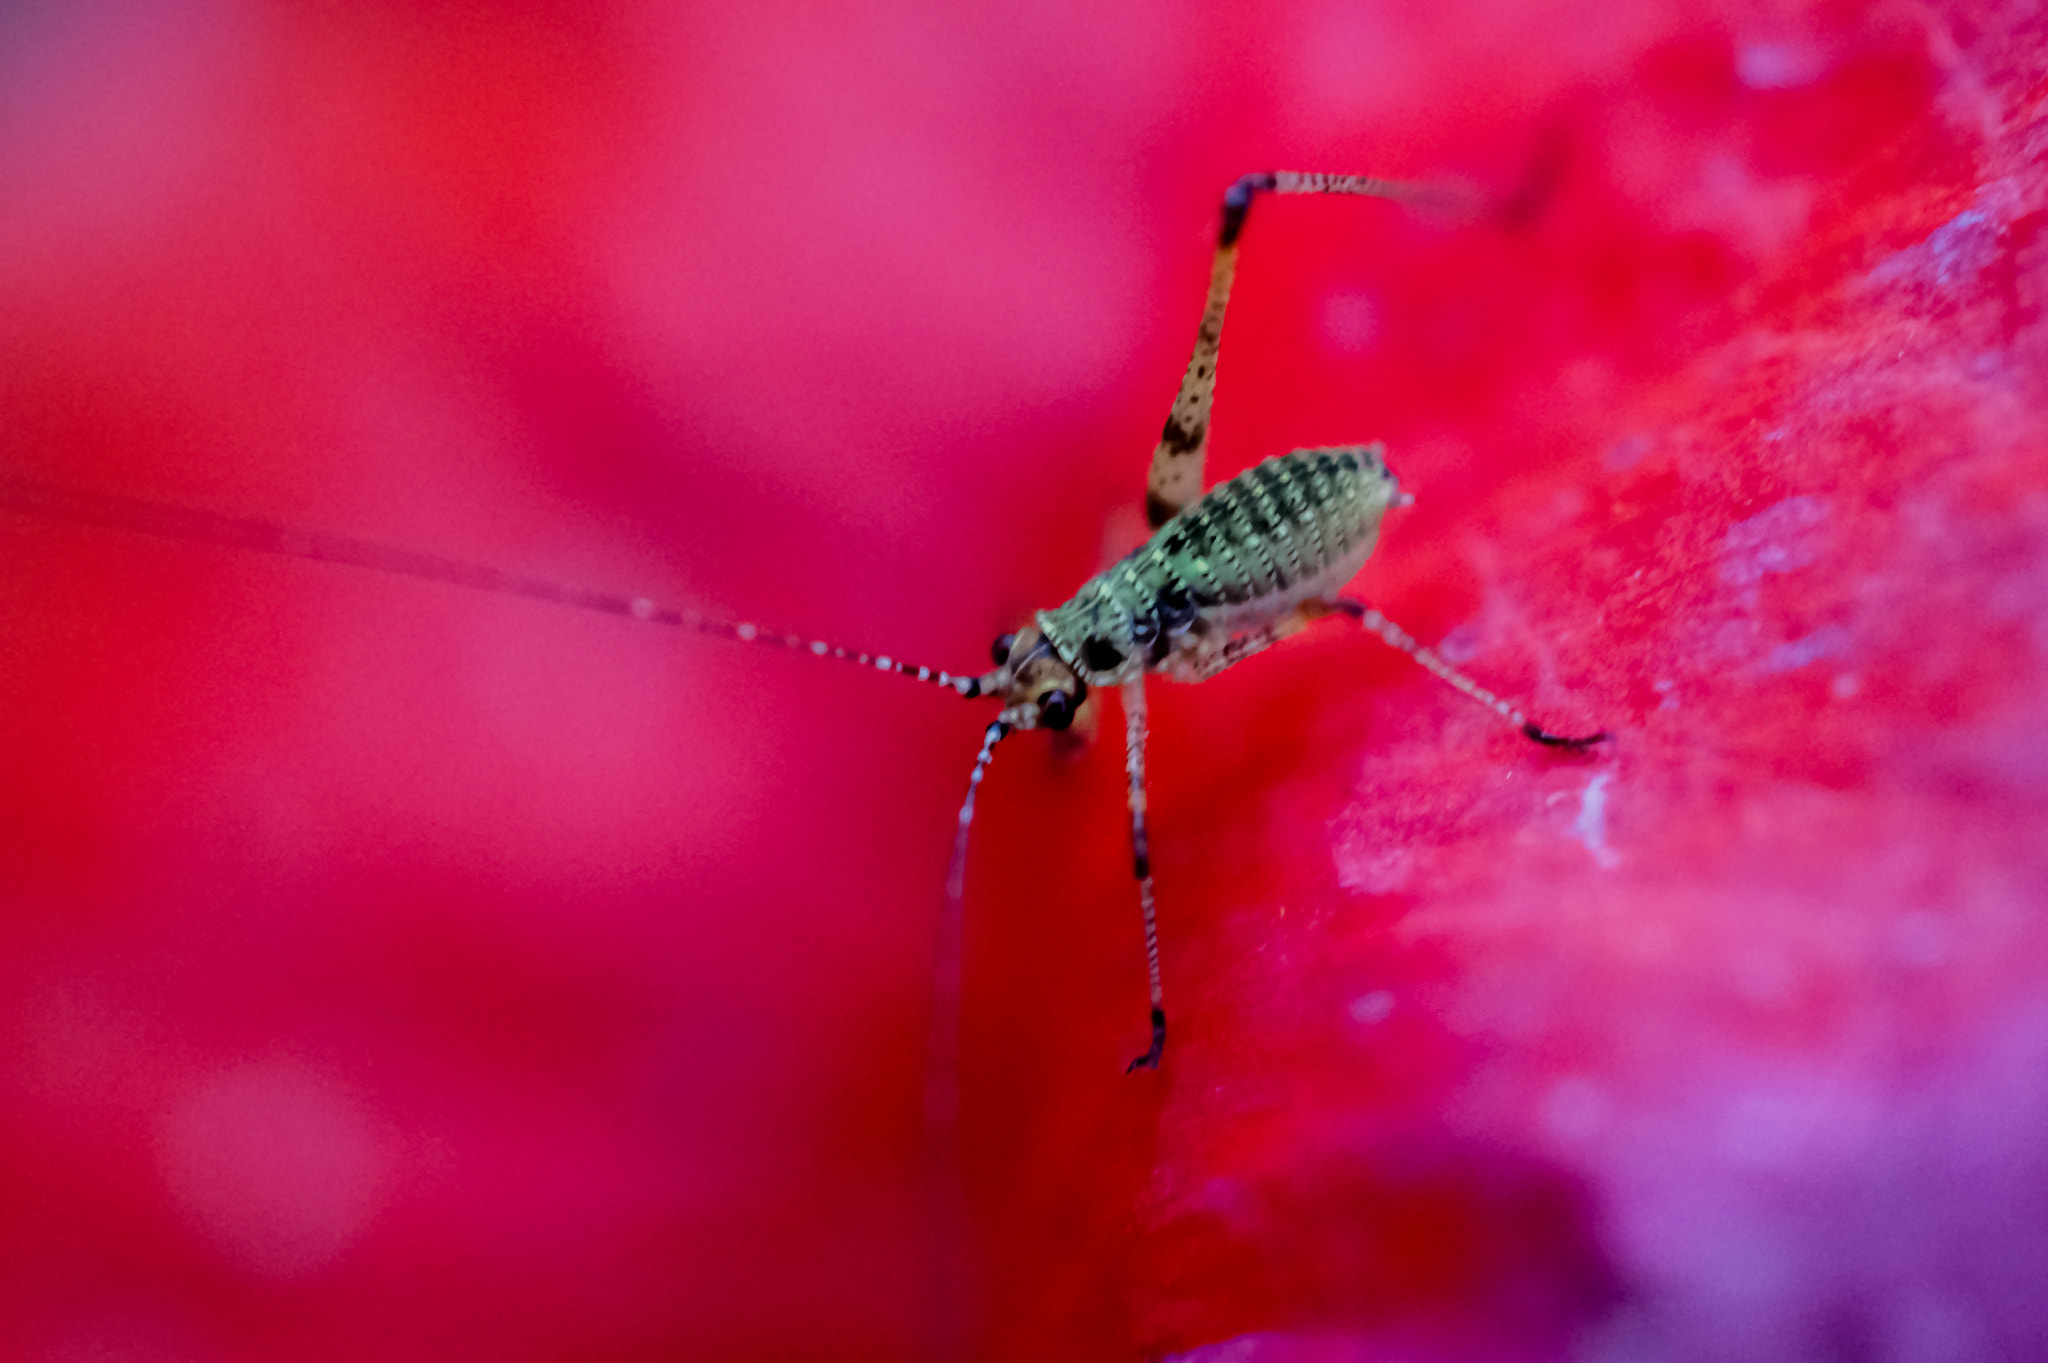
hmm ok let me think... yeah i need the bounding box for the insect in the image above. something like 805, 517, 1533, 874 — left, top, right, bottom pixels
1, 170, 1604, 1077
951, 172, 1607, 1071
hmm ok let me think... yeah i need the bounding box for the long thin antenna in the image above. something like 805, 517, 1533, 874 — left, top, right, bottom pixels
0, 474, 980, 698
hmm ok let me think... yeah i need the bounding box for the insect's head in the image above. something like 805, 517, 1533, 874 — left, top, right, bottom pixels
977, 625, 1088, 731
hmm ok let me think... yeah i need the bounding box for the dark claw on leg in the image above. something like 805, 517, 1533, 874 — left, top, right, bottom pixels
1521, 721, 1610, 750
1127, 1007, 1167, 1073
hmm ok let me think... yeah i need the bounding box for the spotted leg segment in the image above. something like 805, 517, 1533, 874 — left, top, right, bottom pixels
1145, 171, 1438, 528
1333, 597, 1608, 748
1120, 678, 1167, 1072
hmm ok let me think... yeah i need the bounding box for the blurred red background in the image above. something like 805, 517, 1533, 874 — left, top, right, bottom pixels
4, 0, 2046, 1359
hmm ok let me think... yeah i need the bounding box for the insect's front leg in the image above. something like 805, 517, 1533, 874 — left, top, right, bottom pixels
1120, 676, 1166, 1072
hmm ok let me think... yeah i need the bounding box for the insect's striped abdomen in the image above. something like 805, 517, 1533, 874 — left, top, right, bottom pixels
1039, 444, 1401, 684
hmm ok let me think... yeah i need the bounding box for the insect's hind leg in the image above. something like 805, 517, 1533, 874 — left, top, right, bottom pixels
1333, 597, 1608, 748
1120, 678, 1167, 1072
1145, 172, 1441, 529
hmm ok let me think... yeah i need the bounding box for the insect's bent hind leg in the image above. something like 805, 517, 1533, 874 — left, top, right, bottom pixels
1333, 597, 1608, 748
1146, 172, 1437, 528
1120, 678, 1167, 1072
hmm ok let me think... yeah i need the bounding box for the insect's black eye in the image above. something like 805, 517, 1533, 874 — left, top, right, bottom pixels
1038, 689, 1075, 730
990, 633, 1016, 666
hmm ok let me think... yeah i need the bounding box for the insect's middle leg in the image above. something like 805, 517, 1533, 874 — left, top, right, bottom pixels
1145, 172, 1436, 528
1335, 597, 1608, 748
1120, 677, 1167, 1072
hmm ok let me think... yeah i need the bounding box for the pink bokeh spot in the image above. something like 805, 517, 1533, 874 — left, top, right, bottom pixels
157, 1060, 392, 1282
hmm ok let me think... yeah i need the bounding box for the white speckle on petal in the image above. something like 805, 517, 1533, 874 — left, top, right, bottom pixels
1348, 990, 1394, 1025
1573, 772, 1620, 869
1721, 496, 1830, 588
